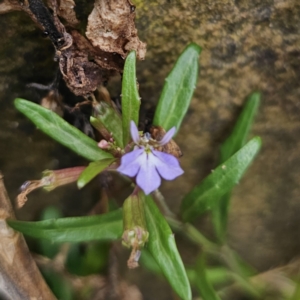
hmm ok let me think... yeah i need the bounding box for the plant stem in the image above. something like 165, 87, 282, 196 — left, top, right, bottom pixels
151, 189, 259, 295
152, 189, 218, 250
166, 216, 218, 251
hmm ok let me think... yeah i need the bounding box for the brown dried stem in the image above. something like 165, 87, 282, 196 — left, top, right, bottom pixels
0, 172, 56, 299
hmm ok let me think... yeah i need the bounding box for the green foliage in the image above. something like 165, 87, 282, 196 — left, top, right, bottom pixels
92, 102, 123, 147
12, 41, 265, 300
140, 248, 163, 276
212, 92, 261, 240
181, 137, 262, 222
153, 43, 201, 132
14, 98, 113, 161
7, 210, 123, 242
220, 92, 261, 162
38, 206, 62, 259
66, 242, 110, 276
77, 158, 116, 189
194, 254, 221, 300
144, 195, 192, 300
121, 51, 141, 145
186, 267, 232, 287
42, 270, 73, 300
290, 278, 300, 300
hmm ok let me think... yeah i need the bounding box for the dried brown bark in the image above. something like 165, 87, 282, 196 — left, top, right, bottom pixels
86, 0, 146, 60
0, 0, 146, 96
0, 172, 56, 300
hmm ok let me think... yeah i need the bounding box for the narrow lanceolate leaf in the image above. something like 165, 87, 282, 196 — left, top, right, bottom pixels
220, 92, 261, 162
212, 92, 260, 240
7, 210, 123, 243
121, 51, 140, 146
77, 158, 116, 189
144, 195, 192, 300
181, 137, 262, 222
195, 254, 221, 300
14, 99, 113, 161
140, 249, 163, 276
186, 267, 232, 287
153, 43, 201, 133
90, 117, 110, 140
93, 102, 123, 148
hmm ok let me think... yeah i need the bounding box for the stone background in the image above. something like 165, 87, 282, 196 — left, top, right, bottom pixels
0, 0, 300, 298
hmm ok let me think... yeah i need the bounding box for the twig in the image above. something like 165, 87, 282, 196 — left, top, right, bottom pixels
0, 172, 56, 300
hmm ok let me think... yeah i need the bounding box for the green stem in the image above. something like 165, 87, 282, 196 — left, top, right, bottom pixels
152, 189, 259, 295
166, 217, 218, 251
152, 189, 217, 249
152, 190, 177, 219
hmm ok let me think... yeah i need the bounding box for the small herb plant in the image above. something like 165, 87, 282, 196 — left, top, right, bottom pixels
8, 43, 262, 300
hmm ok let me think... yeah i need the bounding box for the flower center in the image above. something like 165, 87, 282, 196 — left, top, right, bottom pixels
137, 132, 161, 151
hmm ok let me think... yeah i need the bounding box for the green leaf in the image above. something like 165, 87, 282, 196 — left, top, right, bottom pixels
42, 270, 73, 300
212, 92, 260, 240
181, 137, 262, 222
121, 51, 140, 146
14, 98, 113, 161
186, 267, 232, 287
194, 254, 221, 300
92, 102, 123, 147
140, 248, 163, 276
66, 242, 110, 276
220, 92, 261, 162
90, 116, 108, 135
77, 158, 116, 189
38, 206, 62, 259
290, 277, 300, 300
144, 195, 192, 300
153, 43, 201, 132
7, 210, 123, 243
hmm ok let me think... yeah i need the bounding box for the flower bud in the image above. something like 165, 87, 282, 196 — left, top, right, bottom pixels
98, 139, 109, 149
122, 192, 149, 268
17, 167, 85, 208
42, 167, 85, 191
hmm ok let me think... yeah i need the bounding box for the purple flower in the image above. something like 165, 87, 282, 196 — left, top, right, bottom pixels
117, 121, 184, 195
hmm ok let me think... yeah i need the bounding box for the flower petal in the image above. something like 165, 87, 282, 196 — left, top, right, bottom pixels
158, 127, 176, 146
152, 150, 184, 180
152, 150, 182, 167
130, 121, 140, 144
117, 148, 144, 177
136, 152, 161, 195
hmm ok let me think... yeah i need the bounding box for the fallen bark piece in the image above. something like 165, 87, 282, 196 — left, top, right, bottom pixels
86, 0, 146, 60
0, 172, 56, 300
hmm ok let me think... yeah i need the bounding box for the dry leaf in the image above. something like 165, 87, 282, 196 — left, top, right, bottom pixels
47, 0, 79, 27
58, 46, 104, 96
86, 0, 146, 60
0, 0, 126, 95
71, 29, 124, 72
